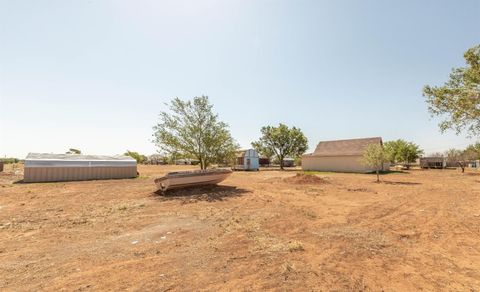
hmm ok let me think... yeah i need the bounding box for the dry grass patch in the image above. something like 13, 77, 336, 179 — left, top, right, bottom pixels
287, 240, 305, 252
292, 206, 318, 220
315, 226, 398, 257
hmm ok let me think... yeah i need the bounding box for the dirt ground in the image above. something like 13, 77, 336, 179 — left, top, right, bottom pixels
1, 164, 479, 291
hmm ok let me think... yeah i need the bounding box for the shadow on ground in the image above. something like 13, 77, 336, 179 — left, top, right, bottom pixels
153, 185, 251, 202
382, 181, 421, 185
259, 167, 300, 172
465, 172, 480, 176
380, 170, 410, 174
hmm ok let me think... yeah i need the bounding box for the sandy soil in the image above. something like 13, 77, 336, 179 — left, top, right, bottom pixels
1, 164, 479, 291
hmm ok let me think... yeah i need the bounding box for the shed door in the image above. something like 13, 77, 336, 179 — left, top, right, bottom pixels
237, 157, 244, 165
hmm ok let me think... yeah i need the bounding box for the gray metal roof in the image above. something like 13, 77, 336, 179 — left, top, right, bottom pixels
26, 153, 135, 161
25, 153, 136, 168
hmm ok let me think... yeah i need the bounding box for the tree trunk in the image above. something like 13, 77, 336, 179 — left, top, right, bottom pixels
376, 169, 380, 182
279, 156, 284, 170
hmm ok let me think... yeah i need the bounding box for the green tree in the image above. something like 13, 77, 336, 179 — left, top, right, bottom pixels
383, 141, 399, 163
252, 123, 308, 170
124, 150, 147, 164
153, 96, 238, 170
66, 148, 81, 154
384, 139, 423, 169
423, 45, 480, 136
362, 144, 388, 182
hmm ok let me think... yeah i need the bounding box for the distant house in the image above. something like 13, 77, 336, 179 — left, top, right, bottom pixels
282, 158, 295, 167
420, 157, 446, 169
470, 160, 480, 168
302, 137, 389, 173
148, 154, 168, 165
234, 149, 259, 171
175, 158, 199, 165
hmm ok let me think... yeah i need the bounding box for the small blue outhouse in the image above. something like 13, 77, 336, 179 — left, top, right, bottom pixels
234, 149, 259, 171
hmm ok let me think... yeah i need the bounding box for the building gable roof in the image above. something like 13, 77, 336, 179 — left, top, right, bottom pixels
307, 137, 382, 157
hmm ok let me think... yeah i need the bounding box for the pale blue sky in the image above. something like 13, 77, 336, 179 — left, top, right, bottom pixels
1, 0, 479, 158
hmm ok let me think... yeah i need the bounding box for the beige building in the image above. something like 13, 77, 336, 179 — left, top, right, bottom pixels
302, 137, 389, 173
24, 153, 137, 183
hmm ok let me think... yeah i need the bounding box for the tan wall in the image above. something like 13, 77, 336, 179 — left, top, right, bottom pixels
24, 166, 137, 183
302, 155, 389, 173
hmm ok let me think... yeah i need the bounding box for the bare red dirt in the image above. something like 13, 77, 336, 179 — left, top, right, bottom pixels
1, 164, 479, 291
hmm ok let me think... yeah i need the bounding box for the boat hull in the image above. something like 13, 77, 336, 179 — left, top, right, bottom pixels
154, 169, 232, 192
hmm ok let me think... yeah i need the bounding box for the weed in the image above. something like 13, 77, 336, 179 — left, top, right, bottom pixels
282, 262, 295, 273
302, 209, 317, 219
287, 240, 304, 252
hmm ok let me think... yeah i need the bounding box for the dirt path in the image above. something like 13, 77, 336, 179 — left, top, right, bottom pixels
1, 165, 479, 291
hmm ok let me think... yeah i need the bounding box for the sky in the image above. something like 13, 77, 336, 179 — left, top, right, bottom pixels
1, 0, 479, 158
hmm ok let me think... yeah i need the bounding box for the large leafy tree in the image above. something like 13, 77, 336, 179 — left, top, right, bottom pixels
384, 139, 423, 169
423, 45, 480, 136
362, 144, 388, 182
153, 96, 238, 170
252, 123, 308, 170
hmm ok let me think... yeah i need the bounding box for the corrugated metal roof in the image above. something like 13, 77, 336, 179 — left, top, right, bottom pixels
26, 153, 135, 161
25, 153, 136, 168
306, 137, 382, 157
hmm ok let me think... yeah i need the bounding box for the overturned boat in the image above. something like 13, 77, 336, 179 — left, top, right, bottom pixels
154, 168, 232, 193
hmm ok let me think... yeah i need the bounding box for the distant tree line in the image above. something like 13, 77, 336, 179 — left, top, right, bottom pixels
363, 139, 480, 180
0, 158, 20, 164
